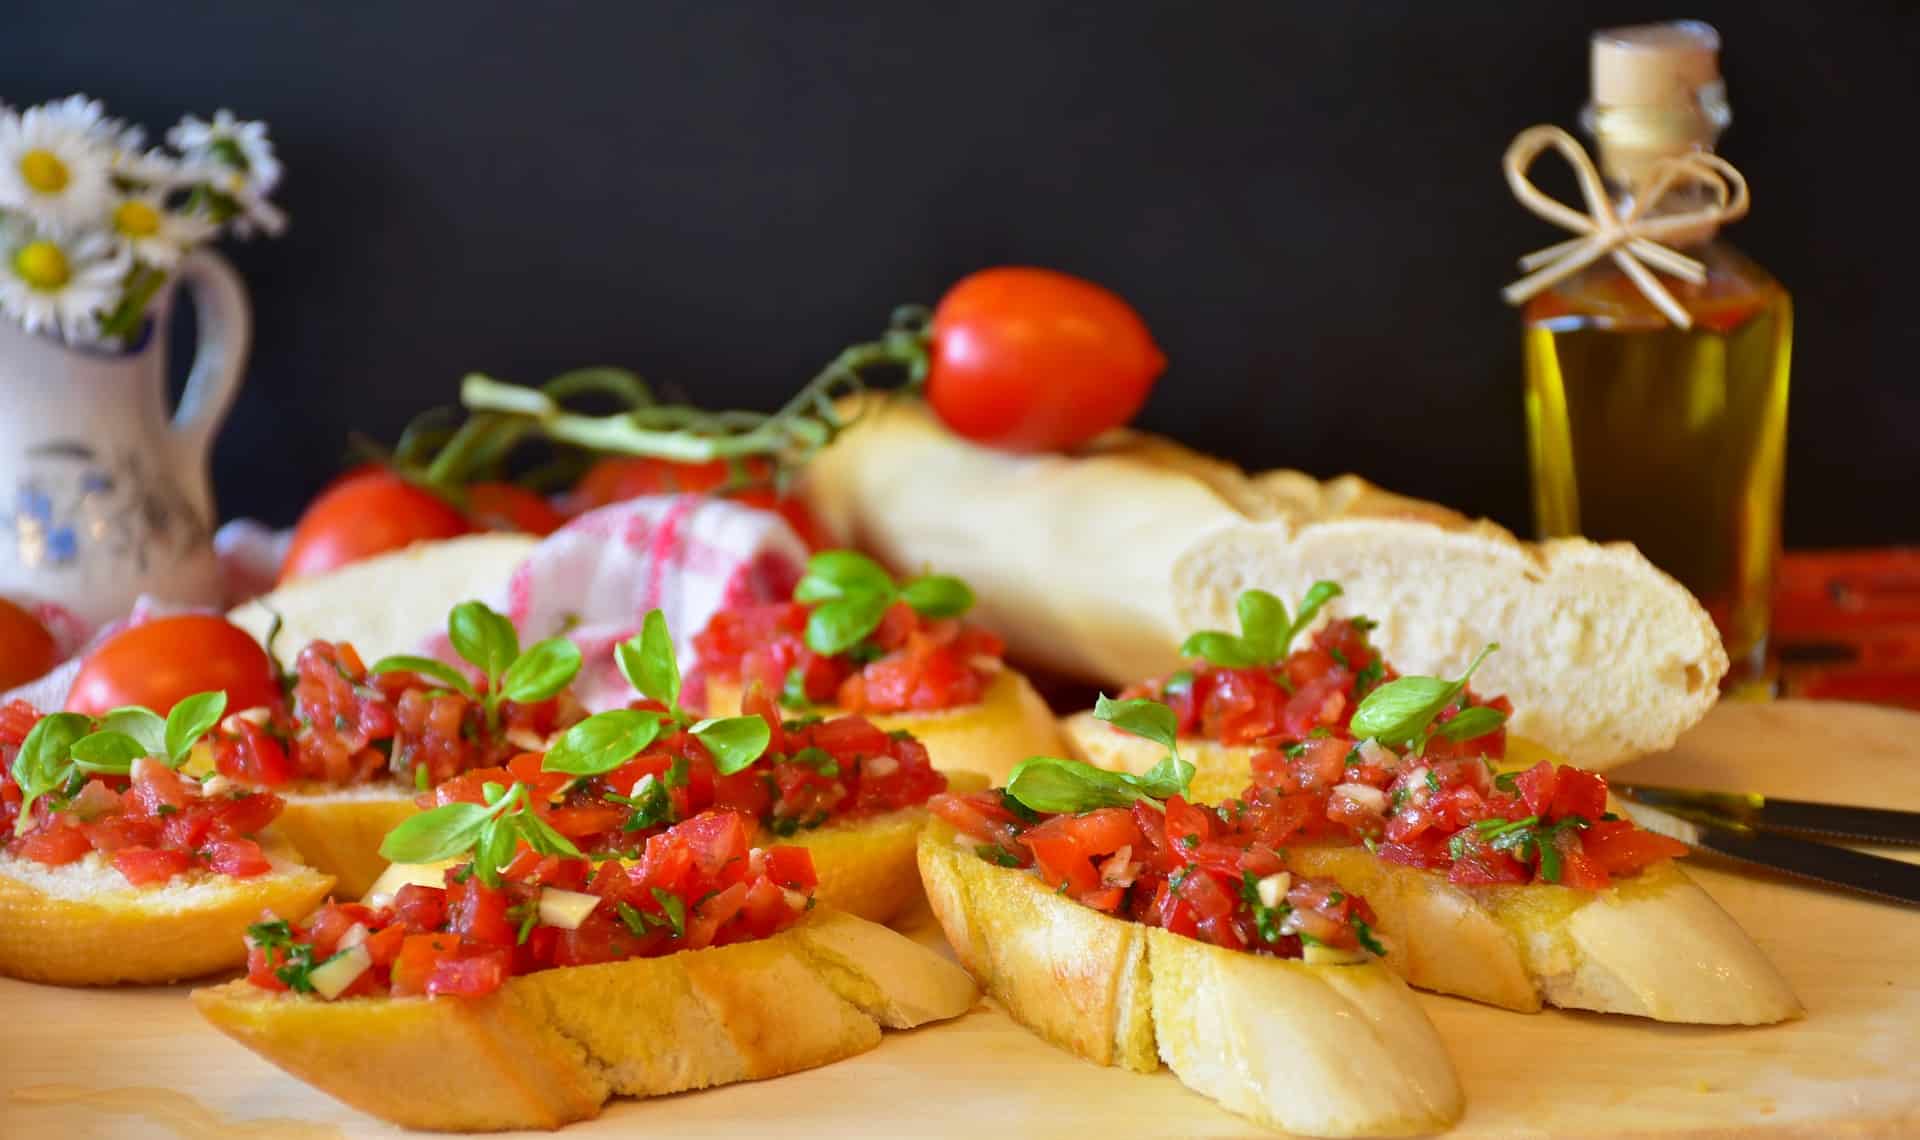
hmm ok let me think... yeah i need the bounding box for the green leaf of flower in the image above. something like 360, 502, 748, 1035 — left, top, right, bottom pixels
379, 801, 494, 864
690, 715, 773, 776
542, 709, 667, 776
794, 550, 894, 603
69, 731, 147, 774
448, 600, 520, 682
369, 655, 477, 699
163, 691, 229, 766
618, 609, 681, 711
804, 591, 893, 657
500, 637, 584, 704
1349, 644, 1499, 748
96, 707, 167, 756
900, 574, 974, 619
1093, 694, 1180, 752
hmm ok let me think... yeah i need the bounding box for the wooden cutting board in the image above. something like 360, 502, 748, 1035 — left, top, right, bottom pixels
4, 699, 1917, 1139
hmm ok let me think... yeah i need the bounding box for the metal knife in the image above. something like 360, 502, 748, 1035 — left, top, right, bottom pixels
1612, 782, 1920, 847
1617, 798, 1920, 908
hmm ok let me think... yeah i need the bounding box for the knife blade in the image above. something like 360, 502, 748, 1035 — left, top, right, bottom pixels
1612, 782, 1920, 847
1618, 800, 1920, 908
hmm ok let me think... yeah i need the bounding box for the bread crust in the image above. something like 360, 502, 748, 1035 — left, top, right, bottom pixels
917, 820, 1462, 1136
0, 836, 334, 986
801, 398, 1726, 767
192, 908, 977, 1132
1062, 718, 1801, 1024
270, 789, 420, 900
705, 667, 1065, 785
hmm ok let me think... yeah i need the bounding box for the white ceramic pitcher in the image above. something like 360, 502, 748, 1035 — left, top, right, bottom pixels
0, 249, 250, 631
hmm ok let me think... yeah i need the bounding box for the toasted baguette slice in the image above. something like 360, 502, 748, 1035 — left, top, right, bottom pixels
194, 908, 977, 1132
705, 668, 1065, 784
226, 533, 538, 662
1061, 720, 1800, 1024
0, 836, 334, 986
917, 821, 1462, 1137
267, 785, 421, 900
802, 398, 1725, 767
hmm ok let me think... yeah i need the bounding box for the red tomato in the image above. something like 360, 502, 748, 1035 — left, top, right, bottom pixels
0, 598, 57, 690
927, 267, 1165, 452
280, 470, 472, 584
66, 615, 279, 717
466, 482, 564, 536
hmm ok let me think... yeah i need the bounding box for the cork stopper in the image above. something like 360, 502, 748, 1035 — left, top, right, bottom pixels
1591, 21, 1721, 109
1585, 21, 1729, 189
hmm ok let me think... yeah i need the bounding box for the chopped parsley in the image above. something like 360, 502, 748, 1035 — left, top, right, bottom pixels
1179, 833, 1199, 851
649, 888, 687, 939
788, 746, 841, 777
1353, 916, 1387, 956
1353, 658, 1385, 694
1424, 769, 1442, 794
1493, 770, 1520, 794
1327, 646, 1350, 669
608, 775, 675, 832
976, 844, 1022, 867
1283, 741, 1307, 758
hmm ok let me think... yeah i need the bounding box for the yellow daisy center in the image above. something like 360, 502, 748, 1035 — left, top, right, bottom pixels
18, 149, 70, 194
114, 199, 163, 239
13, 241, 71, 291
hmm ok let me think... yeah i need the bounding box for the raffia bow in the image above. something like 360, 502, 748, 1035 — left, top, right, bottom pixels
1501, 124, 1749, 330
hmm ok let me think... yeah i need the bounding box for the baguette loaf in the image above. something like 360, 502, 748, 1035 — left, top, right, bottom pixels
194, 907, 978, 1132
802, 398, 1726, 767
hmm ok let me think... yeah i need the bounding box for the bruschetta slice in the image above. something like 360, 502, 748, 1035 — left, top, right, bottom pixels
0, 696, 335, 985
1063, 583, 1800, 1024
694, 549, 1065, 782
918, 723, 1463, 1138
196, 804, 976, 1131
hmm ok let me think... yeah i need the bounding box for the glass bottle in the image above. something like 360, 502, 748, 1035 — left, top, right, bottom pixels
1523, 22, 1791, 695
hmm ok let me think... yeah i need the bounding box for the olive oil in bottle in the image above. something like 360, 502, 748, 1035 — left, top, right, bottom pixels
1522, 23, 1790, 693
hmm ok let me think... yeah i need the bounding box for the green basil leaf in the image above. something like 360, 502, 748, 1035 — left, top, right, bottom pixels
500, 637, 583, 704
448, 600, 520, 681
899, 574, 974, 619
379, 801, 494, 864
516, 808, 584, 859
97, 707, 167, 756
804, 591, 893, 657
1349, 644, 1499, 747
11, 712, 91, 834
1093, 694, 1179, 752
794, 549, 894, 602
619, 609, 681, 710
70, 731, 147, 774
1176, 630, 1260, 669
1436, 705, 1508, 742
163, 691, 229, 765
1005, 756, 1156, 814
476, 816, 518, 884
1287, 580, 1344, 648
690, 715, 773, 775
542, 709, 667, 776
1235, 589, 1289, 662
370, 655, 478, 699
1133, 752, 1196, 800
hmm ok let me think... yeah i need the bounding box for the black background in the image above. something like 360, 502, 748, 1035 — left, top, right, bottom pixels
9, 1, 1917, 541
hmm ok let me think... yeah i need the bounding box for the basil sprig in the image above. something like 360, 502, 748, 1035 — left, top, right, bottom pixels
1179, 582, 1343, 669
370, 600, 583, 733
1348, 644, 1500, 751
792, 549, 974, 658
545, 608, 771, 778
379, 779, 580, 887
10, 693, 228, 836
1004, 694, 1195, 815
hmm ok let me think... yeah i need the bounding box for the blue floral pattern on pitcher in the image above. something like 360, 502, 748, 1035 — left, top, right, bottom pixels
2, 440, 208, 577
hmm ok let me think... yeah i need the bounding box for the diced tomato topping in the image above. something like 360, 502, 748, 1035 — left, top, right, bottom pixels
112, 846, 193, 886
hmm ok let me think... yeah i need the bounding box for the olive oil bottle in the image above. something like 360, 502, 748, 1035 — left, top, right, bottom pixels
1522, 23, 1790, 693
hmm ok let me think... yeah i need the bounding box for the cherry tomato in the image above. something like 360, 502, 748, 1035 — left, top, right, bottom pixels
280, 470, 472, 584
0, 598, 58, 689
66, 615, 280, 716
570, 456, 826, 547
927, 267, 1165, 452
465, 482, 564, 536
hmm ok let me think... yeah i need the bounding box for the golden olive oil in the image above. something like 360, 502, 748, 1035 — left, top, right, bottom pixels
1524, 246, 1791, 690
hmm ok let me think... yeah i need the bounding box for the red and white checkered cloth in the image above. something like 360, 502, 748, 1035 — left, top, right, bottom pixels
3, 496, 809, 715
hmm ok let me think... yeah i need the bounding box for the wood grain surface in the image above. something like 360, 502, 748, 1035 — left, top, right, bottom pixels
3, 699, 1916, 1139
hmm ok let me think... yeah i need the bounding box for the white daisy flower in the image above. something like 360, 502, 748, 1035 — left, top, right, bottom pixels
0, 105, 115, 231
111, 146, 188, 188
167, 109, 281, 194
0, 220, 129, 344
107, 188, 214, 268
179, 161, 287, 237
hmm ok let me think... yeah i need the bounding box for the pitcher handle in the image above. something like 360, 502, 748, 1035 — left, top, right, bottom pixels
169, 249, 252, 520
